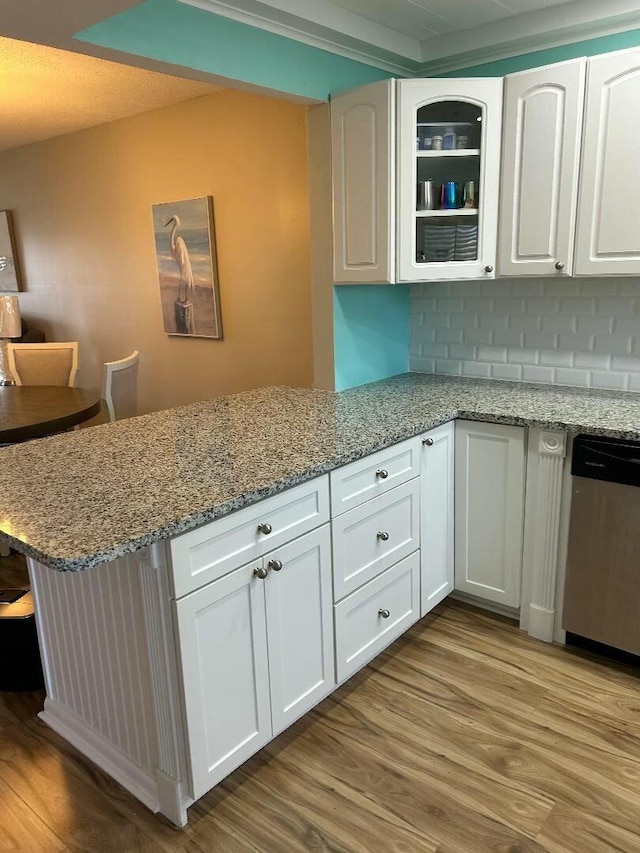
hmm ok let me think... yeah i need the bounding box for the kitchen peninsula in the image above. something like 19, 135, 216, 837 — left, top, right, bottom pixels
2, 373, 640, 825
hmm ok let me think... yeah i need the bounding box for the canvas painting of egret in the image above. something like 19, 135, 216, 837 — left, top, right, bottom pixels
152, 196, 222, 338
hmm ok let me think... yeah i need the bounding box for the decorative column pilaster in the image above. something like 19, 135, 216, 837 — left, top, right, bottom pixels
526, 430, 567, 642
137, 542, 191, 826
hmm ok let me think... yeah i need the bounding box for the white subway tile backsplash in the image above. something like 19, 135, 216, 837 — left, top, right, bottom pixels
435, 327, 463, 344
542, 316, 576, 333
493, 330, 525, 347
593, 335, 631, 355
560, 298, 596, 315
491, 364, 522, 381
522, 365, 555, 383
576, 316, 614, 334
465, 329, 494, 346
463, 360, 491, 377
510, 315, 542, 332
478, 346, 507, 363
435, 359, 462, 375
507, 348, 539, 365
555, 368, 590, 387
449, 344, 477, 360
590, 371, 628, 390
409, 278, 640, 393
574, 352, 611, 370
540, 350, 574, 367
450, 313, 478, 330
524, 332, 558, 349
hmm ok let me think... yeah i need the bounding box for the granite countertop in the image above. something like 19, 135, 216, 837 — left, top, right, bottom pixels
3, 372, 640, 572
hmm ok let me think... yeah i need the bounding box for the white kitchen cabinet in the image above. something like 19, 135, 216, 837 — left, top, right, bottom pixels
331, 79, 395, 284
174, 560, 272, 800
575, 46, 640, 275
454, 421, 525, 609
420, 422, 454, 616
174, 525, 334, 800
498, 59, 586, 277
397, 78, 503, 282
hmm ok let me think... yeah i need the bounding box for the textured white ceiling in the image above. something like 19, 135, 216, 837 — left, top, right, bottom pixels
0, 37, 221, 152
328, 0, 576, 39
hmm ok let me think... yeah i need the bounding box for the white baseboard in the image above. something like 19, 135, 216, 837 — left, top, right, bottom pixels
450, 590, 520, 621
40, 698, 161, 814
528, 603, 555, 643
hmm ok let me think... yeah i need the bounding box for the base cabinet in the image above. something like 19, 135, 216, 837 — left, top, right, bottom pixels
174, 525, 334, 800
454, 421, 525, 608
420, 422, 454, 616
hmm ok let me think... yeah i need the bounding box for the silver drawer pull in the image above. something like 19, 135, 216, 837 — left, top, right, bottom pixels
378, 609, 390, 619
257, 522, 273, 535
376, 469, 389, 480
268, 559, 283, 572
253, 566, 268, 580
377, 531, 390, 542
423, 437, 434, 446
555, 261, 565, 271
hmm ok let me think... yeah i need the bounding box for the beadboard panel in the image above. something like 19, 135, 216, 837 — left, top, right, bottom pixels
409, 278, 640, 391
29, 556, 158, 776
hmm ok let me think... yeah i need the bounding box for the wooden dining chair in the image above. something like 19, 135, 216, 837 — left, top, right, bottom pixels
6, 342, 79, 387
103, 350, 139, 421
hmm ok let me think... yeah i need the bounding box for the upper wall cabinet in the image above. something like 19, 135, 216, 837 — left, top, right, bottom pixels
498, 59, 586, 277
331, 80, 395, 284
397, 79, 503, 282
575, 47, 640, 276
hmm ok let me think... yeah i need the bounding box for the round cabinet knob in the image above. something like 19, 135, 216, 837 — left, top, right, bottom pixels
376, 469, 389, 480
253, 566, 268, 580
423, 437, 434, 447
484, 265, 494, 274
257, 522, 272, 535
377, 531, 390, 542
555, 261, 565, 271
268, 559, 283, 572
378, 609, 390, 619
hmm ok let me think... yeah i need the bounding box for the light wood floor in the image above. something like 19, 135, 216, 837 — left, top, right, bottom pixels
2, 553, 640, 852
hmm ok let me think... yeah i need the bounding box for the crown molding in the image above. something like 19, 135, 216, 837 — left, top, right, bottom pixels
178, 0, 419, 76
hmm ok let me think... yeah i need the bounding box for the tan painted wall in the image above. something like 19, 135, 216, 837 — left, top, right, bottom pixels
0, 89, 314, 413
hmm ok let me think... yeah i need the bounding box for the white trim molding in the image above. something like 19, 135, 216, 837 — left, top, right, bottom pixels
178, 0, 640, 80
521, 429, 567, 642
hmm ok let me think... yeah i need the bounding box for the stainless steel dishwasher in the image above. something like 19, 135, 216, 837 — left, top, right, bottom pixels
563, 433, 640, 655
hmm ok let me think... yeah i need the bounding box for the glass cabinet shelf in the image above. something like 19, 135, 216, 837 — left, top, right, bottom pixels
416, 208, 478, 217
417, 149, 480, 158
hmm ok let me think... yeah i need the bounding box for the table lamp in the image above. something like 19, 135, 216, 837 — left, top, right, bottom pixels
0, 295, 21, 385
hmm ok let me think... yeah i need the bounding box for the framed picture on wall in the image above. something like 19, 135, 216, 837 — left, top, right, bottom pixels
0, 210, 22, 292
152, 195, 223, 339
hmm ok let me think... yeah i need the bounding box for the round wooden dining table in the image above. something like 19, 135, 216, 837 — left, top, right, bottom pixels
0, 385, 102, 443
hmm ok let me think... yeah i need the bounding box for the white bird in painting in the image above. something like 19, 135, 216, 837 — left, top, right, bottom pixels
164, 214, 194, 303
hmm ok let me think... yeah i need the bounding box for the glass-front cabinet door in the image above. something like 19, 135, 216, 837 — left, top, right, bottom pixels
397, 79, 503, 282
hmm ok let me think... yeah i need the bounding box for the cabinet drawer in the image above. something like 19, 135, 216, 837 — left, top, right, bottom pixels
170, 476, 330, 598
332, 479, 419, 601
330, 437, 420, 516
334, 552, 420, 683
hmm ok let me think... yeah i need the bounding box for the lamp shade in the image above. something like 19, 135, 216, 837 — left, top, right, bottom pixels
0, 295, 21, 338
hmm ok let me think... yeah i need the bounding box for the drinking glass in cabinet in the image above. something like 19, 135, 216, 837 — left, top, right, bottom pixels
417, 215, 478, 264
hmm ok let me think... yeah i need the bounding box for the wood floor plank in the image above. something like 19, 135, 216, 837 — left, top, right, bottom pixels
3, 550, 640, 852
0, 719, 190, 853
536, 802, 640, 853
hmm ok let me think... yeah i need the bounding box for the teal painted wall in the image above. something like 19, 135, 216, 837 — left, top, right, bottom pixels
334, 285, 409, 392
447, 28, 640, 77
75, 0, 392, 101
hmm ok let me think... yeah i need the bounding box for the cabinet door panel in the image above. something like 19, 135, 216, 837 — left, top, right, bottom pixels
576, 48, 640, 275
331, 80, 395, 283
174, 564, 271, 800
499, 59, 586, 276
455, 421, 525, 608
265, 526, 335, 735
420, 422, 454, 616
397, 78, 502, 282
